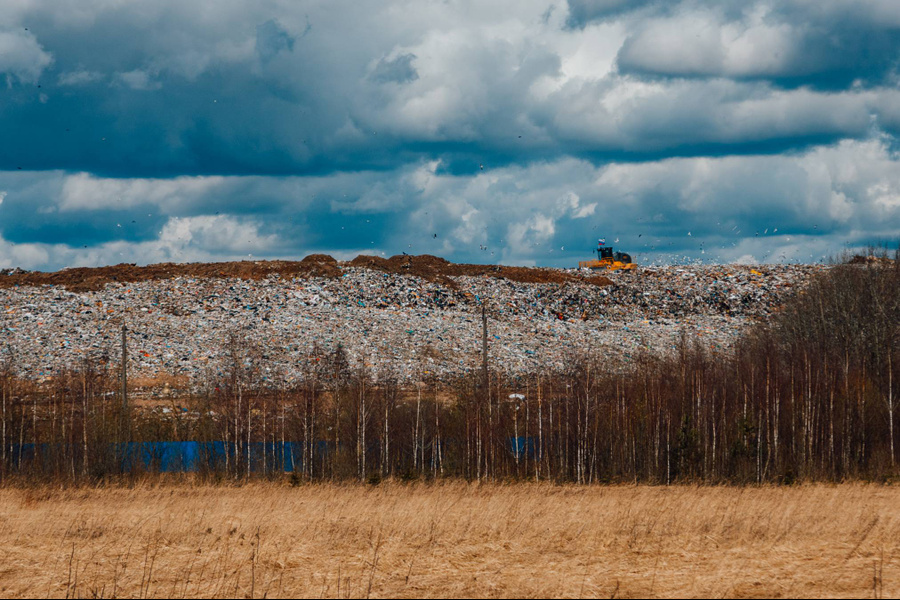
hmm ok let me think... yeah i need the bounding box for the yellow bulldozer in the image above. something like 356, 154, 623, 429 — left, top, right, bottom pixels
578, 240, 637, 271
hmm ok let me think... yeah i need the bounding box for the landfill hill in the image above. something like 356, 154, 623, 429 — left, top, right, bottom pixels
0, 254, 613, 292
0, 256, 824, 390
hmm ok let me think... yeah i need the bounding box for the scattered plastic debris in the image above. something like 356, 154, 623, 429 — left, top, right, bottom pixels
0, 260, 823, 385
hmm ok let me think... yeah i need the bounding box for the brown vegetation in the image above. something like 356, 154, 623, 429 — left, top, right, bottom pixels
0, 255, 341, 293
0, 254, 612, 292
0, 482, 896, 598
346, 253, 614, 287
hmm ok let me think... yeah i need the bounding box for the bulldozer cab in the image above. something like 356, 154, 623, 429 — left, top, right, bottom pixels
597, 246, 613, 259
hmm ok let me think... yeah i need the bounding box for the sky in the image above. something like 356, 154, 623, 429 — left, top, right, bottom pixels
1, 0, 900, 271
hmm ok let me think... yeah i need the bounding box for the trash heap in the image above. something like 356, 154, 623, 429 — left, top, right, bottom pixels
0, 261, 824, 385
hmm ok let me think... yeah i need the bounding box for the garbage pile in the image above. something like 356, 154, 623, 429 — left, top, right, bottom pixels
0, 260, 824, 385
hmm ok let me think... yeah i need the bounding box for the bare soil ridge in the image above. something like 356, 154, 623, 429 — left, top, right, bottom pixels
0, 253, 613, 292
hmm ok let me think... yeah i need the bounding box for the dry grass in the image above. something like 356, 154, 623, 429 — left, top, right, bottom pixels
0, 482, 897, 598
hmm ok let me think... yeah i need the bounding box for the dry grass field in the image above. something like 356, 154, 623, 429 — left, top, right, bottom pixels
0, 482, 896, 598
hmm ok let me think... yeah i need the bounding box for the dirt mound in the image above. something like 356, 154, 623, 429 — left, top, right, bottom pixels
348, 254, 458, 285
0, 254, 613, 292
0, 258, 342, 292
299, 254, 341, 278
347, 254, 613, 287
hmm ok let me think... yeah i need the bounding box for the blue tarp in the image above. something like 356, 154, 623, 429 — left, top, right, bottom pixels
508, 436, 538, 460
7, 441, 309, 473
122, 441, 304, 472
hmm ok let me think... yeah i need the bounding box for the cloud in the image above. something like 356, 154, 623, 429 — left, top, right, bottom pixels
155, 214, 280, 256
0, 236, 54, 270
614, 1, 900, 86
0, 214, 281, 270
616, 10, 798, 79
538, 78, 885, 155
57, 70, 104, 86
58, 172, 228, 212
2, 0, 900, 178
116, 69, 161, 91
0, 0, 897, 269
4, 137, 899, 269
566, 0, 655, 28
370, 53, 419, 84
0, 29, 53, 83
255, 19, 295, 63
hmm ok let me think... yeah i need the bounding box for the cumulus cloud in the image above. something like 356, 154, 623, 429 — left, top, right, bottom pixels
0, 236, 54, 270
3, 138, 899, 269
614, 1, 900, 85
536, 78, 888, 155
0, 29, 52, 83
0, 214, 282, 270
156, 215, 280, 256
616, 10, 798, 78
0, 0, 898, 269
59, 173, 227, 212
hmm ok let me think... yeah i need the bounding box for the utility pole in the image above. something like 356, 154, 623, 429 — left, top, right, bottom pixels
119, 320, 130, 471
481, 303, 489, 390
121, 322, 128, 412
481, 302, 491, 479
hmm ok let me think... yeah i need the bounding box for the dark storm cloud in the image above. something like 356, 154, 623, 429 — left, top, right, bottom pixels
0, 0, 898, 269
255, 19, 296, 62
4, 0, 899, 179
370, 54, 419, 84
565, 0, 655, 28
